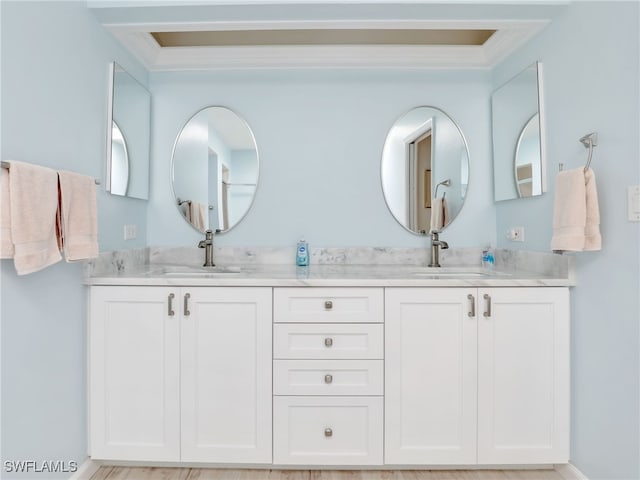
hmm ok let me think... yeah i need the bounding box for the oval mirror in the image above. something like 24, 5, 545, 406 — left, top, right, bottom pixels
171, 106, 259, 233
381, 106, 469, 234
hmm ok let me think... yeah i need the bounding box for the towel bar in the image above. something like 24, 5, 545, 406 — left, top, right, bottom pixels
580, 132, 598, 172
1, 161, 100, 185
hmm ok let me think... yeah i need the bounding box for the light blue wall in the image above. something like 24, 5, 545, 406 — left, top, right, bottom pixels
1, 1, 149, 477
493, 2, 640, 479
147, 70, 496, 249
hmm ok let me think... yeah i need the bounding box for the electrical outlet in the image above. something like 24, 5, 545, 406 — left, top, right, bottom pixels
507, 226, 525, 242
124, 224, 137, 240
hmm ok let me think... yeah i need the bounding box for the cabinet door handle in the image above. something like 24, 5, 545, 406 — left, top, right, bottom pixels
324, 300, 333, 310
324, 374, 333, 384
168, 293, 175, 316
324, 428, 333, 437
483, 294, 492, 317
324, 337, 333, 347
184, 293, 191, 316
467, 294, 475, 317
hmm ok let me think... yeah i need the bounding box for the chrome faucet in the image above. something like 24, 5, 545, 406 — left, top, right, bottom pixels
429, 231, 449, 267
198, 229, 215, 267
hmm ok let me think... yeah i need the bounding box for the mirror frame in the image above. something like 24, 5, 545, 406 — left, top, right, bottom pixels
106, 61, 151, 200
380, 105, 471, 235
491, 61, 546, 201
170, 105, 260, 234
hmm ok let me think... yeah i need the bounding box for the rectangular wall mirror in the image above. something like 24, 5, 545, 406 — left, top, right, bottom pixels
491, 61, 546, 202
106, 62, 151, 200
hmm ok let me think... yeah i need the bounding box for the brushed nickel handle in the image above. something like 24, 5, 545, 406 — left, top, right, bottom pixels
184, 293, 191, 316
324, 300, 333, 310
324, 337, 333, 347
324, 374, 333, 384
483, 294, 492, 318
468, 294, 475, 318
168, 293, 175, 316
324, 428, 333, 437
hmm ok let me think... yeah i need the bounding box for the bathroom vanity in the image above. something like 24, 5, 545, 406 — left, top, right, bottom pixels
86, 252, 571, 469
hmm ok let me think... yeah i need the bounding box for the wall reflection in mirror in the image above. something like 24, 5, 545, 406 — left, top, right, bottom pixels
106, 62, 151, 199
171, 106, 259, 233
381, 106, 469, 234
492, 61, 546, 201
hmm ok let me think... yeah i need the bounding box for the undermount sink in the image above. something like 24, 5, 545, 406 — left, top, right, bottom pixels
149, 265, 242, 276
411, 267, 506, 277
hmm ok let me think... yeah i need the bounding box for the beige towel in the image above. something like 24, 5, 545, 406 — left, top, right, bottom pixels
1, 168, 14, 258
189, 201, 207, 231
551, 167, 601, 252
583, 168, 602, 250
7, 160, 61, 274
58, 170, 99, 261
430, 197, 449, 233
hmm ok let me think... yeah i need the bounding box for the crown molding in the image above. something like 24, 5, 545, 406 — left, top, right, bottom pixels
103, 19, 549, 70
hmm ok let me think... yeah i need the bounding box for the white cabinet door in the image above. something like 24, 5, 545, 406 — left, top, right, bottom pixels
89, 286, 180, 461
385, 288, 478, 465
477, 287, 569, 464
180, 287, 272, 463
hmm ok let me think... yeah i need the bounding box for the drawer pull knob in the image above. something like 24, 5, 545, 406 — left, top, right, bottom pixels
324, 337, 333, 347
324, 374, 333, 384
324, 428, 333, 437
324, 300, 333, 310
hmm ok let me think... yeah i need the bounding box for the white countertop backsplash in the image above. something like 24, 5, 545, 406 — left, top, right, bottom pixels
84, 246, 575, 287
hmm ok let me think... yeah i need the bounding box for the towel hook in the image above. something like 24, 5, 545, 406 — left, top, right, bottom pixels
580, 132, 598, 172
434, 179, 451, 198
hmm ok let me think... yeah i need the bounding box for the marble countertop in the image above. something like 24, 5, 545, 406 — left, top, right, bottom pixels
86, 263, 574, 287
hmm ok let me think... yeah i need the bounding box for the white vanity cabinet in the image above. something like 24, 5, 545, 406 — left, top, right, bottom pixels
272, 287, 384, 466
385, 287, 570, 466
89, 286, 272, 463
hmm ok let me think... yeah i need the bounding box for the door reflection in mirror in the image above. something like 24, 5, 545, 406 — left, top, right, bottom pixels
171, 106, 259, 233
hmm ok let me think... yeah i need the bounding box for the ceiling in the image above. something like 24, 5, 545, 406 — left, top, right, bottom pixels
89, 1, 569, 70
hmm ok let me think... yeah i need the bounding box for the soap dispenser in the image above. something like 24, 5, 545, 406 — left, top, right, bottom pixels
296, 238, 309, 266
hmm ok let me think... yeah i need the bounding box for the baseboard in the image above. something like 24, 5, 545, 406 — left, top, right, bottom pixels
556, 463, 589, 480
68, 458, 101, 480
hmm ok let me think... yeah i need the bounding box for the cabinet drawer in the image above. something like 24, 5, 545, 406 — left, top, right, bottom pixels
273, 323, 383, 359
273, 396, 383, 465
274, 288, 383, 323
273, 360, 383, 396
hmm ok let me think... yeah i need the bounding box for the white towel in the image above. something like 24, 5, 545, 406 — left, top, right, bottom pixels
7, 160, 61, 274
1, 168, 14, 258
551, 167, 601, 252
430, 197, 449, 233
58, 170, 99, 261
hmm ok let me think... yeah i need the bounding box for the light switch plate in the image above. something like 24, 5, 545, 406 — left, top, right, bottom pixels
628, 186, 640, 222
